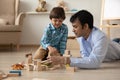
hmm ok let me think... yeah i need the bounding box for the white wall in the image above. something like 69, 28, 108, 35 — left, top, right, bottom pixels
104, 0, 120, 19
19, 0, 102, 45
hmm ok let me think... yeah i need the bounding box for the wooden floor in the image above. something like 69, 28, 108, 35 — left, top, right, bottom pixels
0, 46, 120, 80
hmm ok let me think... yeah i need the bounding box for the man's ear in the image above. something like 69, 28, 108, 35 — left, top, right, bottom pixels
83, 23, 89, 30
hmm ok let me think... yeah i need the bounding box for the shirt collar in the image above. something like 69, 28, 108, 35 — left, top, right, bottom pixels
87, 27, 97, 41
50, 23, 62, 31
87, 27, 96, 41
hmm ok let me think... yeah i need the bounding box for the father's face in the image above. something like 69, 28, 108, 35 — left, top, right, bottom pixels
72, 19, 85, 37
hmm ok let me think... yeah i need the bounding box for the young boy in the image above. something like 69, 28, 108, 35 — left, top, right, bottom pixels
34, 7, 68, 61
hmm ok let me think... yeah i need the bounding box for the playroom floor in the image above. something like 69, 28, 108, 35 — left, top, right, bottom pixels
0, 46, 120, 80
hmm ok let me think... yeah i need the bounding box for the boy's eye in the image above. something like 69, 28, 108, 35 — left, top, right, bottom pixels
53, 20, 57, 22
52, 18, 63, 22
58, 20, 63, 22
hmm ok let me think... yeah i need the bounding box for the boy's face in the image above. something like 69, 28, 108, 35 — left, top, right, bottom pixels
51, 18, 64, 28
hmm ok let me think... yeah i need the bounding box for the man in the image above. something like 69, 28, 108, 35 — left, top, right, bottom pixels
48, 10, 120, 69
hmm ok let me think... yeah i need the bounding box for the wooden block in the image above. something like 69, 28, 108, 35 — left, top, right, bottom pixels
33, 60, 37, 65
0, 73, 8, 79
7, 73, 19, 77
33, 59, 41, 65
37, 61, 42, 71
49, 64, 61, 70
25, 53, 33, 64
64, 50, 72, 57
37, 65, 47, 71
63, 54, 71, 57
28, 64, 34, 71
0, 74, 2, 80
9, 70, 21, 76
65, 50, 71, 55
66, 67, 77, 72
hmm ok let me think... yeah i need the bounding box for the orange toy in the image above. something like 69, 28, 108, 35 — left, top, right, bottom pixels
11, 64, 24, 70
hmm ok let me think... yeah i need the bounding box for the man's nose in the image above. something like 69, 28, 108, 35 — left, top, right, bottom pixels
72, 29, 75, 32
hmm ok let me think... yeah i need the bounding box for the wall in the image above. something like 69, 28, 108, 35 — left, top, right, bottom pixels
19, 0, 102, 45
104, 0, 120, 19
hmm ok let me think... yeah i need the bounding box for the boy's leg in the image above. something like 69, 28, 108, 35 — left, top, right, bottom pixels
33, 46, 48, 60
49, 52, 61, 56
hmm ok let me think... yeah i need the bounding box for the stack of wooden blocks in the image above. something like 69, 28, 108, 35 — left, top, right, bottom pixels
64, 50, 77, 72
25, 50, 77, 72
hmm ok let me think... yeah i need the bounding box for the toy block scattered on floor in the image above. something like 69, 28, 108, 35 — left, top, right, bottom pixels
49, 64, 62, 70
63, 50, 72, 57
66, 66, 77, 72
25, 53, 33, 64
9, 70, 21, 76
65, 64, 77, 72
27, 64, 34, 71
11, 63, 24, 70
38, 65, 48, 71
24, 51, 78, 72
0, 74, 2, 80
7, 73, 19, 77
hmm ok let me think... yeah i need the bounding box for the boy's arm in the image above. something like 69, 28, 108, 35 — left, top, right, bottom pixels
41, 27, 51, 50
59, 27, 68, 55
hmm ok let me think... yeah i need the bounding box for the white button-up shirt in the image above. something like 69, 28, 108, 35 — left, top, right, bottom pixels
70, 27, 120, 68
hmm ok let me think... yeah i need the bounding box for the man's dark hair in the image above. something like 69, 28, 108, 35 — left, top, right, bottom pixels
70, 10, 93, 29
49, 7, 66, 20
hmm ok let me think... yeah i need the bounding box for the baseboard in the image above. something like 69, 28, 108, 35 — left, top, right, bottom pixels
0, 44, 40, 47
20, 44, 40, 47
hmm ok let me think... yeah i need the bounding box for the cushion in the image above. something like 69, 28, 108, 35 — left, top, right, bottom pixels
0, 0, 15, 25
0, 25, 21, 32
0, 18, 9, 25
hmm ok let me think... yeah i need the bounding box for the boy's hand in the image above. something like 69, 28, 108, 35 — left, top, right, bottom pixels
48, 46, 59, 55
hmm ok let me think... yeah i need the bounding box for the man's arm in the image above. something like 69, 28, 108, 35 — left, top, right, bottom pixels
70, 36, 108, 68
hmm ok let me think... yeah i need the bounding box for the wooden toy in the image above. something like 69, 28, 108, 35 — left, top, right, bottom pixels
36, 0, 47, 12
7, 73, 19, 77
27, 64, 34, 71
0, 74, 2, 80
66, 66, 77, 72
11, 63, 24, 70
9, 70, 21, 76
25, 51, 77, 72
25, 53, 33, 64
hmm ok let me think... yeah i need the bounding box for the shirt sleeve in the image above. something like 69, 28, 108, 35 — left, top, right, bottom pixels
59, 26, 68, 54
40, 27, 51, 50
70, 36, 108, 69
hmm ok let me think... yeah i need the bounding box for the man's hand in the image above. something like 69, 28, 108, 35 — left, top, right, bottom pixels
48, 56, 64, 65
48, 56, 70, 65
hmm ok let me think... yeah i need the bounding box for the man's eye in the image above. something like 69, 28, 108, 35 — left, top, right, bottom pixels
74, 26, 77, 28
54, 20, 57, 22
